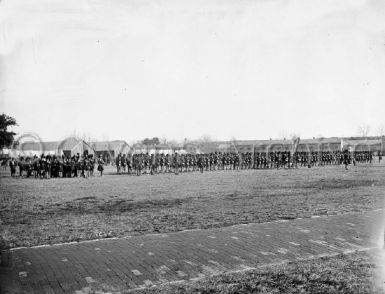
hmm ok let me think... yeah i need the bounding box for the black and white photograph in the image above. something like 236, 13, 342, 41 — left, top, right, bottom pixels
1, 0, 385, 293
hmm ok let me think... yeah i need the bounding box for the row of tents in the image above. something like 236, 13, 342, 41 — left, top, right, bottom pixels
1, 136, 384, 164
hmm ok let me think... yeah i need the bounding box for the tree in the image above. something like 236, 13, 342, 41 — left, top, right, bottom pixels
289, 132, 301, 140
0, 113, 17, 149
357, 124, 371, 137
198, 134, 213, 143
80, 132, 92, 144
230, 136, 239, 153
377, 125, 385, 137
278, 130, 289, 140
160, 137, 168, 145
142, 137, 160, 146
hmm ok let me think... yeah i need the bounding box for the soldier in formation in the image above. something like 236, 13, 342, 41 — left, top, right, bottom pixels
9, 151, 97, 179
111, 150, 373, 176
8, 149, 375, 178
97, 155, 105, 176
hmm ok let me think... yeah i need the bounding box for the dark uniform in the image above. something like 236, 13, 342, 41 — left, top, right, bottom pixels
97, 156, 105, 176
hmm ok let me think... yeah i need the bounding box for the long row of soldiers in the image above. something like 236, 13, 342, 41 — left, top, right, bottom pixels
5, 150, 375, 178
7, 152, 105, 178
115, 150, 375, 175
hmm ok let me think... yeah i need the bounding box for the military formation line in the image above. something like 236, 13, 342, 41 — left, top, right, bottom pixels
5, 152, 101, 178
2, 150, 377, 179
114, 150, 374, 175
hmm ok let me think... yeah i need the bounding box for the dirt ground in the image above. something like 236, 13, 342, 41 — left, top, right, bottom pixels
1, 162, 384, 249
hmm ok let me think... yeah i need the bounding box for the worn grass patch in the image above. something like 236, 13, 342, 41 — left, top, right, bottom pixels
1, 164, 385, 249
129, 251, 384, 294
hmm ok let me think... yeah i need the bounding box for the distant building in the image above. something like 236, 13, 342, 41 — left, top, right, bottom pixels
154, 144, 174, 155
6, 136, 383, 159
184, 142, 204, 154
232, 140, 292, 153
186, 141, 227, 153
131, 143, 148, 154
297, 138, 341, 153
194, 137, 384, 154
131, 143, 175, 155
342, 139, 382, 152
90, 140, 130, 163
10, 137, 94, 158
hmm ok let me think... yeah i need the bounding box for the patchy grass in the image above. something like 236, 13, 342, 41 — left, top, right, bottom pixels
128, 250, 385, 294
1, 164, 385, 249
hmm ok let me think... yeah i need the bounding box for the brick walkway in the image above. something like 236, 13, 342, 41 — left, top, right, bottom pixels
1, 210, 384, 293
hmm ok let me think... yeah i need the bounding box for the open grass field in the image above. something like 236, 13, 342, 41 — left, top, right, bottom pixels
1, 163, 385, 293
1, 162, 384, 250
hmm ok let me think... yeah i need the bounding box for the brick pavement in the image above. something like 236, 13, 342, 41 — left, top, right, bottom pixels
1, 210, 384, 293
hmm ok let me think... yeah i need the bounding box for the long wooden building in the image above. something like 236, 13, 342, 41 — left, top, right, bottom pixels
186, 137, 384, 154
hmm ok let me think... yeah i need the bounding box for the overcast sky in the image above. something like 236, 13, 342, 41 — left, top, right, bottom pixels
1, 0, 385, 143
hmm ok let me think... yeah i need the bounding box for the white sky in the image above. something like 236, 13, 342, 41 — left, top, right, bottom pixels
1, 0, 385, 142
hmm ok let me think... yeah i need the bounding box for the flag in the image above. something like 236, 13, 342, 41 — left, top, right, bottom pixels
340, 138, 344, 151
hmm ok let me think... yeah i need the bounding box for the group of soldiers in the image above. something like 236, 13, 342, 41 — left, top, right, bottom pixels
293, 150, 374, 168
6, 151, 105, 179
114, 150, 375, 175
3, 149, 376, 178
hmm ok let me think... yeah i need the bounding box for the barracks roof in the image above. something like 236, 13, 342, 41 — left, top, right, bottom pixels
343, 139, 381, 146
192, 137, 383, 148
17, 138, 93, 151
217, 137, 382, 146
90, 140, 129, 151
18, 141, 59, 151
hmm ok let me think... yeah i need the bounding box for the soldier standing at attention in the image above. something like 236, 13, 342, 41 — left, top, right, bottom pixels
121, 154, 127, 173
150, 154, 156, 175
9, 157, 16, 177
137, 153, 143, 176
126, 154, 132, 174
116, 153, 121, 174
89, 154, 95, 177
97, 155, 105, 176
174, 152, 180, 175
18, 156, 24, 177
343, 149, 350, 170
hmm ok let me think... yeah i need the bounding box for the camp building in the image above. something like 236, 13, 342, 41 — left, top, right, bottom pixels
11, 137, 95, 157
90, 140, 131, 163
